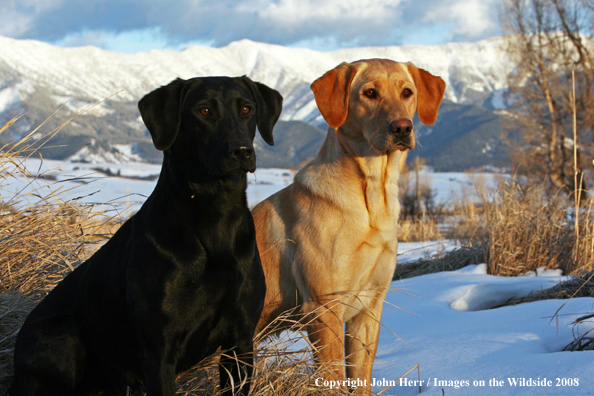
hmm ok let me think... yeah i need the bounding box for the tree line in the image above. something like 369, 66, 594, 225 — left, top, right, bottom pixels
501, 0, 594, 198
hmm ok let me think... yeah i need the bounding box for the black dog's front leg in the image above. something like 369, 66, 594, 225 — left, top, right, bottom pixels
140, 347, 177, 396
219, 336, 255, 396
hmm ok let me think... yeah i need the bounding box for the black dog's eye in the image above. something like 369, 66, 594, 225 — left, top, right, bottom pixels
241, 106, 251, 115
364, 89, 377, 99
402, 88, 413, 98
199, 108, 211, 116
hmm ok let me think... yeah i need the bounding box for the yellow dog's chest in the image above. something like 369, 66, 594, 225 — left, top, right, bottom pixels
339, 221, 399, 321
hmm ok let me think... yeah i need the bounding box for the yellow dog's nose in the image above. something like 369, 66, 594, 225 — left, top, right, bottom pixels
389, 118, 413, 137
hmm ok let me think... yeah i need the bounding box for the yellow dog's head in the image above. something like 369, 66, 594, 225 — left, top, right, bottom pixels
311, 59, 445, 152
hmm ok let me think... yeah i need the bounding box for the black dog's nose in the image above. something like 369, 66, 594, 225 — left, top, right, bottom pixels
228, 142, 254, 160
389, 119, 413, 137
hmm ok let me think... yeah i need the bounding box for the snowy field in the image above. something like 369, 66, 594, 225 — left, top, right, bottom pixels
374, 265, 593, 395
0, 158, 495, 214
2, 159, 593, 395
0, 158, 295, 215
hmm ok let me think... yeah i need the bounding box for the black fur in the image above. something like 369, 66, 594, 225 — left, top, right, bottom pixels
10, 76, 283, 396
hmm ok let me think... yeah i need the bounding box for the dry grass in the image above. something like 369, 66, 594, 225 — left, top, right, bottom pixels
497, 272, 594, 307
171, 299, 401, 396
0, 115, 123, 393
395, 175, 594, 282
564, 311, 594, 352
440, 177, 594, 277
397, 217, 443, 243
480, 181, 588, 276
1, 113, 123, 293
0, 204, 121, 296
172, 328, 356, 396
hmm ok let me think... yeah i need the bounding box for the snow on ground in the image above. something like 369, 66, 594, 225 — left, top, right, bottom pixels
272, 246, 594, 395
2, 160, 593, 395
396, 240, 459, 264
373, 262, 594, 395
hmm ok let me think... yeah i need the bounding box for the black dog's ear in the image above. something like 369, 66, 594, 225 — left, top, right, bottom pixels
138, 78, 186, 151
238, 76, 283, 146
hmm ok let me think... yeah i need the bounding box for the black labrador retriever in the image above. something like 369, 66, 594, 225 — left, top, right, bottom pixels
9, 76, 283, 396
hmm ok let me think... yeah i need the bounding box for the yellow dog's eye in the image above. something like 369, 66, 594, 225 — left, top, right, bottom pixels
364, 89, 377, 99
402, 88, 413, 98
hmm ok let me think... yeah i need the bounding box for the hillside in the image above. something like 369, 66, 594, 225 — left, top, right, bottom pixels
0, 36, 515, 170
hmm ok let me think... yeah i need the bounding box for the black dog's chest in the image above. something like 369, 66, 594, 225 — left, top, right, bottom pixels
161, 259, 256, 372
162, 260, 244, 313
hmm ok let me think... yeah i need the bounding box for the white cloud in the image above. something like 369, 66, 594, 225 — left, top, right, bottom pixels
256, 0, 404, 24
0, 11, 34, 37
0, 0, 65, 37
0, 0, 501, 51
422, 0, 499, 39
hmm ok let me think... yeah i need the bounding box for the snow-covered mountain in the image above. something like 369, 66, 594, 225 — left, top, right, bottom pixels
0, 35, 514, 169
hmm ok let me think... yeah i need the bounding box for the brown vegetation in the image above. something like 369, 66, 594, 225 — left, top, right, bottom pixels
397, 174, 594, 279
0, 116, 123, 393
465, 177, 594, 277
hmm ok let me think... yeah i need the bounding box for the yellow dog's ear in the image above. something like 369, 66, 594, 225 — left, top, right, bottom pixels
406, 63, 446, 126
311, 62, 358, 128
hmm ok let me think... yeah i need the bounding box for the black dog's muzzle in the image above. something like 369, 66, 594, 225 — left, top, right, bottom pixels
228, 141, 256, 172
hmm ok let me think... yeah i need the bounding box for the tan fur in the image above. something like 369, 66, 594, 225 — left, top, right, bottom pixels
253, 59, 445, 393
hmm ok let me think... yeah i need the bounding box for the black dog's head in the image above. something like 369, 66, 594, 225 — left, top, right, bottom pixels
138, 76, 283, 183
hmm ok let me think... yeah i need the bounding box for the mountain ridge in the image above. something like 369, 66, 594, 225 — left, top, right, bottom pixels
0, 35, 515, 170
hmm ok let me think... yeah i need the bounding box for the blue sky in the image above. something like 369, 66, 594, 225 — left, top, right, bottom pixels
1, 0, 502, 53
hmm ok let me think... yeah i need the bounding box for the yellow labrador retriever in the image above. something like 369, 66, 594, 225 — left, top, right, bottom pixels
253, 59, 445, 392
